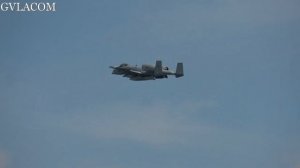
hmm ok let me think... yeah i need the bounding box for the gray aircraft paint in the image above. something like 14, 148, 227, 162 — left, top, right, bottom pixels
110, 60, 184, 81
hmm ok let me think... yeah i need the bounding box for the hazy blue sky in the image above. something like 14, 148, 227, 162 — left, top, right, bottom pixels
1, 0, 300, 168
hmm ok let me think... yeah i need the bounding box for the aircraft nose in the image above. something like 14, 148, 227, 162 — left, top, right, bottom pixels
112, 69, 123, 75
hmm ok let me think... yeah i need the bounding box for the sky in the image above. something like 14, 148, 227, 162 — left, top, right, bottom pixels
1, 0, 300, 168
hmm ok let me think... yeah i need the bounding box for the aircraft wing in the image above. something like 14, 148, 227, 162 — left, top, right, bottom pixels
129, 70, 143, 74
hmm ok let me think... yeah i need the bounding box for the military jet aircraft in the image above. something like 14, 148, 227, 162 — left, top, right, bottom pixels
109, 60, 184, 81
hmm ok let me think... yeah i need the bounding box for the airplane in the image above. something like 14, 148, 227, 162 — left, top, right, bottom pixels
109, 60, 184, 81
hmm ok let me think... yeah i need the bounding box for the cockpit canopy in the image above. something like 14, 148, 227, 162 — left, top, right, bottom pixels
163, 66, 169, 70
119, 63, 128, 67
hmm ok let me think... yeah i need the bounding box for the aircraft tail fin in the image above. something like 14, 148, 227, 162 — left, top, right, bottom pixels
154, 60, 163, 76
175, 63, 184, 78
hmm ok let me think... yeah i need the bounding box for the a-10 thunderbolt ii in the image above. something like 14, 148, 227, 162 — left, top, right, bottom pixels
109, 60, 184, 81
